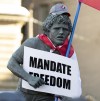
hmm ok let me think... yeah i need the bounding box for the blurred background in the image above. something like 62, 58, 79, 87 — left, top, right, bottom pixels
0, 0, 100, 101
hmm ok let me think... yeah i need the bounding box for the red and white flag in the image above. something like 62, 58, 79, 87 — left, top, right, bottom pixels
79, 0, 100, 11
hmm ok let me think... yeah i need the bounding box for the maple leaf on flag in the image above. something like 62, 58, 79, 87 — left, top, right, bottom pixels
79, 0, 100, 11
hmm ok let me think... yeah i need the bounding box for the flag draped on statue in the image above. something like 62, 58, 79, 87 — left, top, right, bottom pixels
79, 0, 100, 11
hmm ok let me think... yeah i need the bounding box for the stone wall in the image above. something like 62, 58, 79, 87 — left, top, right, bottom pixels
67, 1, 100, 100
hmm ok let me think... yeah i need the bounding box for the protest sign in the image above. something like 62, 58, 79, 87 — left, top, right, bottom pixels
22, 46, 81, 98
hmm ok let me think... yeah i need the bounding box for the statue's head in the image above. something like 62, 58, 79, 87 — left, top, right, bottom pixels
42, 3, 72, 46
43, 14, 72, 46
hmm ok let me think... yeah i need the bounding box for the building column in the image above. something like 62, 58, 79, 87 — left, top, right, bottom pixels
0, 0, 30, 90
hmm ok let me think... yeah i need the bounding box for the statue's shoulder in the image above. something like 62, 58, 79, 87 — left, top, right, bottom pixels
23, 37, 42, 48
23, 37, 38, 44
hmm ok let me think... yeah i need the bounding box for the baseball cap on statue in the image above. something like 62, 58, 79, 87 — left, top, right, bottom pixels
49, 3, 70, 16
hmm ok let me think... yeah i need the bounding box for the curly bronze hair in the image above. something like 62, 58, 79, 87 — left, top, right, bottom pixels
42, 14, 72, 33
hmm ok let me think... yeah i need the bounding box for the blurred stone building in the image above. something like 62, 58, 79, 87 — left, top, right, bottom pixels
0, 0, 100, 101
0, 0, 29, 89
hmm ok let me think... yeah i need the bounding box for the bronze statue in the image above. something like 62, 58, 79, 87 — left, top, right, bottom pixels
7, 3, 82, 101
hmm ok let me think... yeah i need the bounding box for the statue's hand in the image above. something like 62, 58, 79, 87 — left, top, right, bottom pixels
28, 76, 45, 88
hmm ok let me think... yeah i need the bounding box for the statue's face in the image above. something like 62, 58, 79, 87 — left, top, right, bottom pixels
48, 23, 70, 46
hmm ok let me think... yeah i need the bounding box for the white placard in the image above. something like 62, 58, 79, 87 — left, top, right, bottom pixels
22, 46, 82, 98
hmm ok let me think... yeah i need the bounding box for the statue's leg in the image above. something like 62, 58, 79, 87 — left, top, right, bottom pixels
17, 90, 33, 101
17, 89, 55, 101
31, 93, 55, 101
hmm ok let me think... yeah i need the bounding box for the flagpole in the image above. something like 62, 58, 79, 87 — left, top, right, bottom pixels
66, 1, 81, 57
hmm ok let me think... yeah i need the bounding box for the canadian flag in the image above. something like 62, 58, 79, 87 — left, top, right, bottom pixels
79, 0, 100, 11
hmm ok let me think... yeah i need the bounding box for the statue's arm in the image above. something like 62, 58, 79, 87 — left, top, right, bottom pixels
7, 38, 45, 88
7, 55, 30, 82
